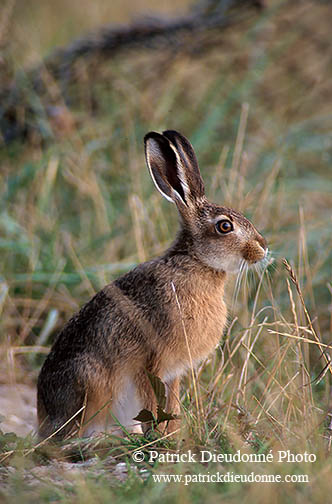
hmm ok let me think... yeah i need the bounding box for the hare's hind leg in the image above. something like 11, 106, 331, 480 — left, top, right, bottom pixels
80, 361, 117, 436
83, 374, 144, 437
83, 390, 114, 437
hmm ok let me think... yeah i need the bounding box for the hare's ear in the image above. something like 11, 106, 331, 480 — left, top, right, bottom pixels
144, 131, 205, 207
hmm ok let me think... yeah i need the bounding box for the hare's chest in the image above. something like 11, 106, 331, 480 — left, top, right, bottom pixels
182, 290, 227, 352
160, 291, 226, 381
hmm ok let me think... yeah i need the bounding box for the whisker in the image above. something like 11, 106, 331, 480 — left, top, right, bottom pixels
253, 250, 275, 301
231, 249, 274, 314
232, 259, 246, 309
244, 261, 249, 300
232, 261, 243, 303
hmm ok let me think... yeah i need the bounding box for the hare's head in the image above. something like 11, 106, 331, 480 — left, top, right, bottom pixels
144, 130, 267, 273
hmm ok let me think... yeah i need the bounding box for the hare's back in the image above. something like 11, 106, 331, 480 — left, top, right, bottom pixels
42, 259, 173, 368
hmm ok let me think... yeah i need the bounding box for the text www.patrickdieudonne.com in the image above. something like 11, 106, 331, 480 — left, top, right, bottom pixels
131, 449, 314, 485
151, 472, 309, 485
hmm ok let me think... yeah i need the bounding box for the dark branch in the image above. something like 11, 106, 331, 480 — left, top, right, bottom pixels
0, 0, 264, 144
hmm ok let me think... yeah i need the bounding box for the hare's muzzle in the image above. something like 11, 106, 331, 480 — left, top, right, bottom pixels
242, 236, 267, 264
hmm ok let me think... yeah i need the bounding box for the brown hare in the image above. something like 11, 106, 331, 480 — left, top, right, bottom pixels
37, 130, 267, 440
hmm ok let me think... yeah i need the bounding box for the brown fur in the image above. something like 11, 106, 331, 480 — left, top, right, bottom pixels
37, 130, 267, 440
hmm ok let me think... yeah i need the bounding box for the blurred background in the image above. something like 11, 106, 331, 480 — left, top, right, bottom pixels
0, 0, 331, 461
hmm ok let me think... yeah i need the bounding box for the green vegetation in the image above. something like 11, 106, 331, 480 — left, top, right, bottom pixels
1, 0, 332, 502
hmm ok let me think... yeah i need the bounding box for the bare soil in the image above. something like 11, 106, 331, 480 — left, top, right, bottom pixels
0, 384, 37, 437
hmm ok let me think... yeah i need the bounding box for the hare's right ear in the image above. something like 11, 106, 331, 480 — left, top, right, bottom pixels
144, 131, 205, 207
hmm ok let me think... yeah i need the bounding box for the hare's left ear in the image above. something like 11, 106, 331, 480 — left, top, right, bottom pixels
144, 130, 205, 208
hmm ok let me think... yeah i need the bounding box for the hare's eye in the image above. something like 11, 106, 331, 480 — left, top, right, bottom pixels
215, 220, 233, 234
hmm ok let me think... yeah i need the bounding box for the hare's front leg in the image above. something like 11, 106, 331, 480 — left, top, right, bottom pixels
165, 377, 181, 435
135, 371, 158, 435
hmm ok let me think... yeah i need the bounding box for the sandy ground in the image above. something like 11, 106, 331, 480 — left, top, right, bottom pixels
0, 384, 37, 437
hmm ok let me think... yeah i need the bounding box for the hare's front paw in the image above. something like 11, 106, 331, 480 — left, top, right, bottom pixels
165, 417, 181, 436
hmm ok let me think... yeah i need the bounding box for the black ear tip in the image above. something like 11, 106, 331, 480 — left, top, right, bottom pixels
162, 130, 191, 146
162, 129, 181, 137
144, 131, 164, 145
144, 130, 184, 146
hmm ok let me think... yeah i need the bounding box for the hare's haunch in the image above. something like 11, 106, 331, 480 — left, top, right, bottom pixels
37, 130, 267, 439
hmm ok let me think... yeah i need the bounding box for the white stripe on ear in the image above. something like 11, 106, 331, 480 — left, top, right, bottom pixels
146, 139, 175, 203
145, 137, 189, 206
